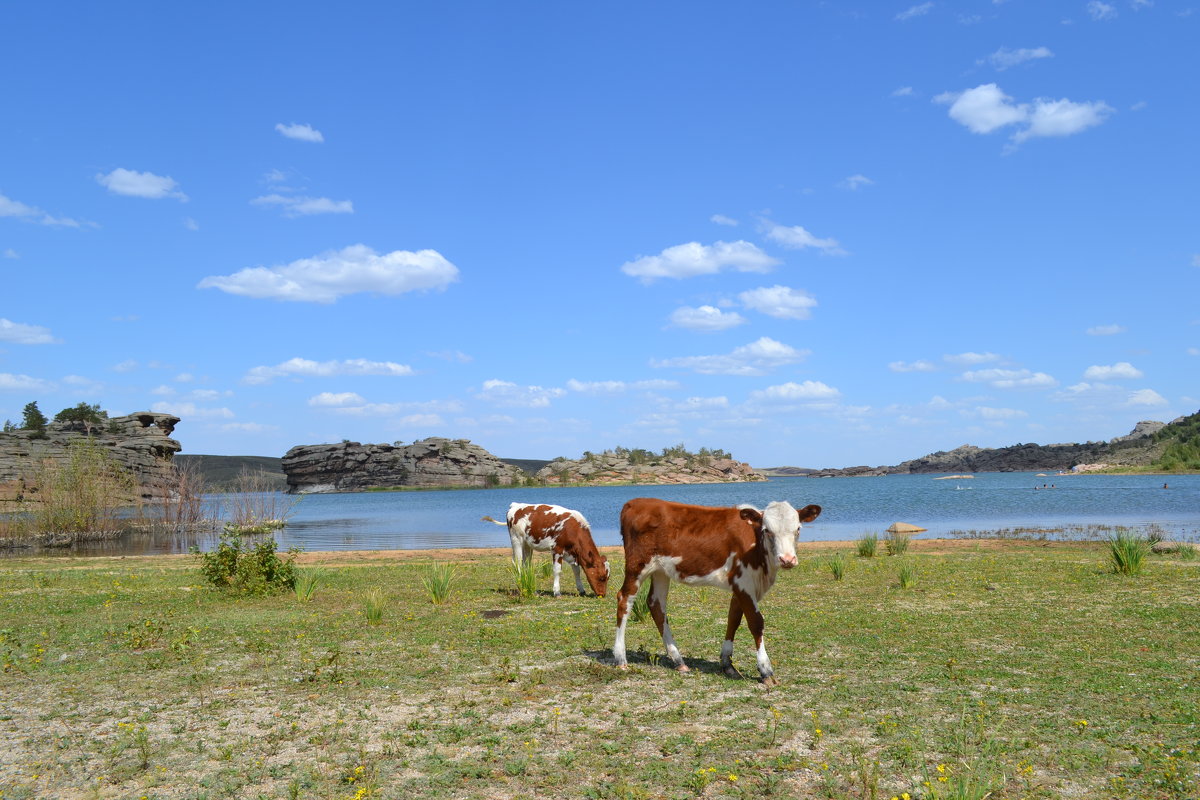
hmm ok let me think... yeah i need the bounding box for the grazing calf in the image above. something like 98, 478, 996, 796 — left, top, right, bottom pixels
612, 498, 821, 685
482, 502, 609, 597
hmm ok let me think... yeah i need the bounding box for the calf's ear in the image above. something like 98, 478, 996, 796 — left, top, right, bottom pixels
797, 504, 821, 522
739, 507, 763, 526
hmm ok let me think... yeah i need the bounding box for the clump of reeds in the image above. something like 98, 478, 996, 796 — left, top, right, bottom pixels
1108, 529, 1151, 576
856, 533, 878, 558
629, 584, 652, 623
886, 530, 911, 556
422, 562, 456, 604
364, 588, 387, 624
826, 552, 847, 581
897, 561, 918, 589
224, 468, 296, 535
293, 568, 324, 603
512, 558, 538, 600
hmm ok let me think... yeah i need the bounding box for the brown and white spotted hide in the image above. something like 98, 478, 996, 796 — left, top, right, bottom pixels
611, 497, 821, 685
482, 502, 609, 597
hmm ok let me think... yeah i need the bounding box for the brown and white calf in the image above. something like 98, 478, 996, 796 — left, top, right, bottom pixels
482, 502, 609, 597
612, 498, 821, 685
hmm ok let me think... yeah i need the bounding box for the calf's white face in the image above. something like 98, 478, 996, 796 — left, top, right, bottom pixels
763, 501, 802, 568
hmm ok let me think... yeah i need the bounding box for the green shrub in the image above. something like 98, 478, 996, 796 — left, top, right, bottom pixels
1108, 529, 1150, 576
826, 552, 847, 581
195, 535, 297, 595
856, 533, 878, 558
897, 561, 918, 589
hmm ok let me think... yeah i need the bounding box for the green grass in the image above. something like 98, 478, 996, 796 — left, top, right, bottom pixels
1108, 529, 1151, 575
1, 541, 1198, 799
856, 533, 879, 558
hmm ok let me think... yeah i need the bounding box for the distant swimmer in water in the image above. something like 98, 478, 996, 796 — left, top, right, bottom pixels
1163, 482, 1169, 489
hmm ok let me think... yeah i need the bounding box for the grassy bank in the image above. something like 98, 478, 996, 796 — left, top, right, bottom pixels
1, 540, 1197, 799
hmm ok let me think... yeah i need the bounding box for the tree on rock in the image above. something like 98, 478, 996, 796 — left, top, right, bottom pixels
54, 402, 107, 435
21, 401, 48, 438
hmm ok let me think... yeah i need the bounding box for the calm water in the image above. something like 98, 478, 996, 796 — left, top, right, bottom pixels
15, 472, 1199, 557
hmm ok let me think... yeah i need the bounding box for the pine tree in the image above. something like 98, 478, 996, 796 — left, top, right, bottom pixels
21, 401, 48, 437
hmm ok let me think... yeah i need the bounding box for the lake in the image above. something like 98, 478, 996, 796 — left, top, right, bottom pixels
16, 471, 1199, 557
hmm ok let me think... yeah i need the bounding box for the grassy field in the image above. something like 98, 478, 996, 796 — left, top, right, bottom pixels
0, 539, 1197, 799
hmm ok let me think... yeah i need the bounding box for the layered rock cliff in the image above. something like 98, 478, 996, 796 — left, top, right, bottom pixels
0, 412, 182, 500
535, 452, 766, 485
809, 418, 1178, 477
281, 437, 527, 493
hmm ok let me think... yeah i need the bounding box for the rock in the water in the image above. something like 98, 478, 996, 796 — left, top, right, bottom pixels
281, 437, 526, 493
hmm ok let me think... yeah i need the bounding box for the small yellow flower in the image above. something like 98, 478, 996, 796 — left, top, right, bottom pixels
728, 774, 738, 782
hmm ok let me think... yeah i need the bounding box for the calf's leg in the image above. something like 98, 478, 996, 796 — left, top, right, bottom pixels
720, 597, 745, 679
647, 571, 687, 671
551, 552, 563, 597
735, 589, 778, 687
611, 568, 643, 668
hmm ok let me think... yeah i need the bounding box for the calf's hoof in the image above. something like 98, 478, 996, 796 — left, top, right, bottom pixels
760, 674, 780, 689
722, 665, 744, 680
675, 663, 690, 673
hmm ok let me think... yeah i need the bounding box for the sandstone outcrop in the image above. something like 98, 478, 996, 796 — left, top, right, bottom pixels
808, 419, 1177, 477
281, 437, 527, 493
535, 452, 766, 486
0, 412, 182, 500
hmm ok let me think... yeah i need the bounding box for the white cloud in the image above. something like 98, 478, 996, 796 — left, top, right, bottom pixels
220, 422, 278, 433
477, 379, 565, 408
275, 122, 325, 143
934, 84, 1027, 134
0, 372, 53, 392
1087, 324, 1126, 336
676, 396, 730, 410
3, 248, 18, 259
889, 360, 938, 373
620, 240, 778, 282
1013, 97, 1114, 144
985, 46, 1053, 71
1192, 254, 1200, 267
96, 168, 187, 201
935, 83, 1113, 146
651, 337, 810, 376
175, 373, 194, 383
0, 191, 84, 227
198, 244, 459, 303
308, 392, 368, 407
566, 379, 679, 394
0, 318, 58, 345
112, 359, 139, 373
738, 285, 817, 320
760, 221, 846, 255
151, 385, 174, 396
184, 217, 199, 231
1084, 362, 1143, 380
750, 380, 841, 402
330, 399, 462, 417
892, 86, 915, 97
150, 402, 234, 419
426, 350, 473, 363
839, 174, 874, 190
244, 357, 414, 385
962, 368, 1057, 388
1126, 388, 1166, 406
896, 2, 934, 21
944, 351, 1001, 365
973, 406, 1029, 420
1188, 348, 1199, 357
710, 214, 739, 226
668, 305, 746, 332
251, 194, 354, 217
1087, 1, 1117, 20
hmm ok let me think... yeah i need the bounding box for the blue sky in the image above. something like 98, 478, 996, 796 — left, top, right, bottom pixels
2, 1, 1197, 468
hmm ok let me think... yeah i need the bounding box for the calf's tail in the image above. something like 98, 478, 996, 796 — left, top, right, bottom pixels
480, 515, 508, 527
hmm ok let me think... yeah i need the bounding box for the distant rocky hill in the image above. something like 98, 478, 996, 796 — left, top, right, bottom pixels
281, 437, 527, 493
808, 416, 1192, 477
0, 412, 181, 501
174, 455, 287, 491
536, 449, 765, 485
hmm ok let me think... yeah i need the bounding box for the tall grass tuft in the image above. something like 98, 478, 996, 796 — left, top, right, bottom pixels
897, 561, 918, 589
886, 530, 911, 556
1108, 529, 1151, 575
512, 558, 538, 601
293, 567, 324, 603
1177, 542, 1197, 561
856, 533, 878, 558
629, 583, 652, 623
364, 588, 387, 624
422, 562, 456, 604
826, 552, 847, 581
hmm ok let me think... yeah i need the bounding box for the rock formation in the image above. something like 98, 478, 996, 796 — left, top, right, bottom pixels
535, 452, 766, 486
808, 419, 1179, 477
281, 437, 527, 493
0, 412, 182, 500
